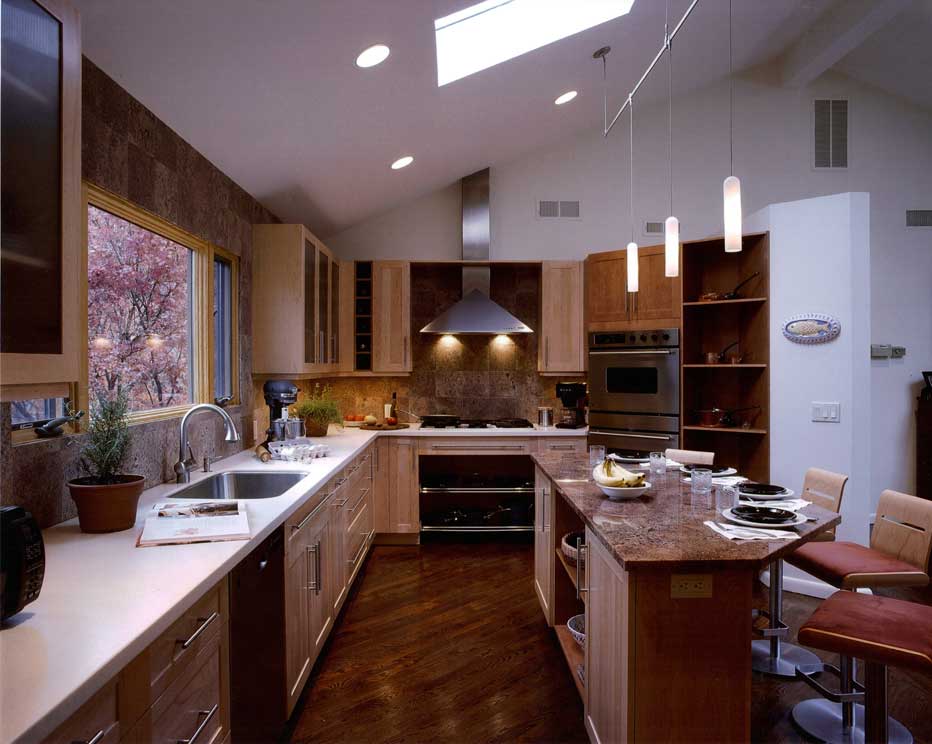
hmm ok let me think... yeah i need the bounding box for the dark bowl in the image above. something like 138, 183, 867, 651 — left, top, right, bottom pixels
739, 483, 788, 496
732, 505, 796, 524
682, 464, 731, 474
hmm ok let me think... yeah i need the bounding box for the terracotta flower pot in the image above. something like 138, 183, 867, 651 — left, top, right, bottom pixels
67, 474, 145, 533
303, 418, 329, 437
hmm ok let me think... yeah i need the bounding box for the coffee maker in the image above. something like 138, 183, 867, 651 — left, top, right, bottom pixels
262, 380, 298, 444
556, 382, 588, 429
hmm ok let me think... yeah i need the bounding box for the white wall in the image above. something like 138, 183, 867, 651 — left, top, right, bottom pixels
326, 64, 932, 503
756, 193, 872, 546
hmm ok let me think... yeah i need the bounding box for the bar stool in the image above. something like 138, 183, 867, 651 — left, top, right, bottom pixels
664, 448, 714, 465
752, 468, 848, 677
796, 590, 932, 744
788, 489, 932, 743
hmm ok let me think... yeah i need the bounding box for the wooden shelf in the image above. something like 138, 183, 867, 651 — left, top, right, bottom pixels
555, 625, 585, 700
683, 425, 768, 435
683, 363, 767, 369
683, 297, 767, 307
555, 548, 581, 592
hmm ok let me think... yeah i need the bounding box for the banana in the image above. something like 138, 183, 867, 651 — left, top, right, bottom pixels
592, 459, 646, 488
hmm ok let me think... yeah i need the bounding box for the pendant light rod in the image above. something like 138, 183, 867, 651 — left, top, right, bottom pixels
629, 96, 634, 242
602, 0, 700, 137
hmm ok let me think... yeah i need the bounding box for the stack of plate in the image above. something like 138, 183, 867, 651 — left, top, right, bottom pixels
722, 504, 806, 529
737, 483, 795, 501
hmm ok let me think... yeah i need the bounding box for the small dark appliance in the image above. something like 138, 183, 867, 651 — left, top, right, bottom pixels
921, 371, 932, 402
262, 380, 298, 444
1, 505, 45, 621
555, 382, 588, 429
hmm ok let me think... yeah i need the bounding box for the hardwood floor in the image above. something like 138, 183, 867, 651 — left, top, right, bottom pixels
288, 541, 932, 744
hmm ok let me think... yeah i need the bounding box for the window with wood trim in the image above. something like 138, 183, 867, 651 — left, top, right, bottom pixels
82, 183, 239, 423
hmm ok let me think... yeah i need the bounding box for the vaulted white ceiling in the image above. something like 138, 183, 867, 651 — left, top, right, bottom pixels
75, 0, 908, 237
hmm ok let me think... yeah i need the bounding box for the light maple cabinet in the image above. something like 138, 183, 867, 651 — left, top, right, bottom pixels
586, 244, 681, 331
372, 261, 412, 373
373, 439, 391, 532
43, 680, 119, 744
0, 0, 82, 400
252, 224, 346, 375
583, 526, 632, 744
534, 467, 555, 626
539, 261, 585, 374
539, 437, 587, 455
389, 438, 419, 533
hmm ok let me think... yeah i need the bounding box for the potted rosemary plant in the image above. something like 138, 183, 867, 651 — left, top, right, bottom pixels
292, 384, 342, 437
67, 392, 145, 533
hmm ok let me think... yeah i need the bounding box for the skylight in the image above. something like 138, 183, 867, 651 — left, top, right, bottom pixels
434, 0, 635, 87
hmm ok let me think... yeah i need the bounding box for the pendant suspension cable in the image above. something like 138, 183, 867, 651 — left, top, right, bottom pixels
602, 0, 700, 137
667, 0, 673, 215
729, 0, 734, 175
629, 96, 634, 242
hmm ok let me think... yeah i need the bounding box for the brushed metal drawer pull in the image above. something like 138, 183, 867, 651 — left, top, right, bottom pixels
549, 444, 575, 450
178, 612, 219, 650
348, 488, 370, 512
84, 729, 105, 744
347, 533, 369, 565
307, 541, 321, 594
176, 703, 218, 744
333, 498, 349, 507
429, 444, 526, 451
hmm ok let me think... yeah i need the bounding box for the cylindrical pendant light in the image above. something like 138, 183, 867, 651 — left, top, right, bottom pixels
627, 241, 639, 292
627, 97, 639, 292
664, 4, 679, 277
723, 0, 742, 253
723, 176, 742, 252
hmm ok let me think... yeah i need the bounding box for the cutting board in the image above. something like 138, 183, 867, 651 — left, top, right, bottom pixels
360, 423, 410, 431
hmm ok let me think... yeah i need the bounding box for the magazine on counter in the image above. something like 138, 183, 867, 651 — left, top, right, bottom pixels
137, 500, 250, 547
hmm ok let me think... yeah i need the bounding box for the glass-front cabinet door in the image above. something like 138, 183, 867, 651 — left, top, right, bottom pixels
304, 237, 317, 366
330, 261, 340, 366
318, 247, 330, 365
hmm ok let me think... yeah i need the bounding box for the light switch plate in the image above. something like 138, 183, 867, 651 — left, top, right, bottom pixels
891, 346, 907, 359
812, 402, 841, 423
671, 573, 713, 598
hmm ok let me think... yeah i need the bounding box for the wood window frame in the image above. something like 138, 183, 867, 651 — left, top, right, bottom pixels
209, 244, 241, 407
78, 182, 240, 427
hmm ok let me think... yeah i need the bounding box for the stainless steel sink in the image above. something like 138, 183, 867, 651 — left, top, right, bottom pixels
171, 471, 307, 500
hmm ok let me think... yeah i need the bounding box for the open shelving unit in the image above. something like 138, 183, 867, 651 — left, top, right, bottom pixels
354, 261, 372, 371
681, 232, 770, 482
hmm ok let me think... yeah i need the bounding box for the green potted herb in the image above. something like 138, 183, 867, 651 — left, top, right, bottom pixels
292, 384, 342, 437
67, 392, 144, 533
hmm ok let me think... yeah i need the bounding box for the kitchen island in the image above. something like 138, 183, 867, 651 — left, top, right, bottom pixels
531, 452, 841, 744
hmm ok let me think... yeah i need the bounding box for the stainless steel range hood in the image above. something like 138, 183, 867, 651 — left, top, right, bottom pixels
420, 169, 533, 335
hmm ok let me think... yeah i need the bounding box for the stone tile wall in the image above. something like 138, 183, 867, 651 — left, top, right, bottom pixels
0, 59, 278, 528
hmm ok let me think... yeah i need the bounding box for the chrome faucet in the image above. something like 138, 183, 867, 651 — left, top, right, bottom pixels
174, 403, 240, 483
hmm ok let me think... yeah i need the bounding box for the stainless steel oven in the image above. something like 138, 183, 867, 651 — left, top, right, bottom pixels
588, 330, 679, 415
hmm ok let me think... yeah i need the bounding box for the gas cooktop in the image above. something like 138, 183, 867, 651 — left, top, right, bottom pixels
421, 417, 534, 429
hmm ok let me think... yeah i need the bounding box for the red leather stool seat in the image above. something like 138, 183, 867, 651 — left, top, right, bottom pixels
789, 541, 930, 589
799, 591, 932, 674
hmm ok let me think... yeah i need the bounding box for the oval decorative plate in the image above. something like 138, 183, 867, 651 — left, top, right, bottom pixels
782, 314, 840, 344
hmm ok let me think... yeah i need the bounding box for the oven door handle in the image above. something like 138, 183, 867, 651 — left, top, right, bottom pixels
588, 350, 675, 356
589, 429, 675, 441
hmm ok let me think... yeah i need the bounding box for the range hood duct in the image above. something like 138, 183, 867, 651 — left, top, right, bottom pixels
420, 168, 533, 335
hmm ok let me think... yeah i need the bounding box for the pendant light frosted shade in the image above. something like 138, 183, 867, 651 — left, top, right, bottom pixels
626, 241, 639, 292
723, 175, 742, 253
664, 216, 680, 277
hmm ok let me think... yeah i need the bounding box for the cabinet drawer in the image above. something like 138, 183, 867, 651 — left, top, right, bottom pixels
44, 680, 119, 744
346, 496, 372, 573
120, 584, 223, 726
123, 637, 224, 744
539, 437, 587, 454
418, 437, 537, 455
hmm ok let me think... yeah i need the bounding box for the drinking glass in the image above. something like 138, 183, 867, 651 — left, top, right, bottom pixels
717, 485, 739, 512
690, 468, 713, 494
589, 445, 606, 466
649, 451, 666, 477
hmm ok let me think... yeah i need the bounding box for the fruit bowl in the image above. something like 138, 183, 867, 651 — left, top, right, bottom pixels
597, 482, 651, 501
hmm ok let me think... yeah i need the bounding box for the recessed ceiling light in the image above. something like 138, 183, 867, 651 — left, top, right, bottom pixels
554, 90, 577, 105
391, 155, 414, 170
356, 44, 390, 68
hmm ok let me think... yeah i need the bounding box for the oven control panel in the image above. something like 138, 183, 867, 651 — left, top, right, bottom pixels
589, 328, 679, 348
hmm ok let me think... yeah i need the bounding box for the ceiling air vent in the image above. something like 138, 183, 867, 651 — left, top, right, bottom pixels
537, 200, 581, 220
814, 99, 848, 168
907, 210, 932, 227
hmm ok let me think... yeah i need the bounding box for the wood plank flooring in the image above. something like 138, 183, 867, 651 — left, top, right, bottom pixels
288, 541, 932, 744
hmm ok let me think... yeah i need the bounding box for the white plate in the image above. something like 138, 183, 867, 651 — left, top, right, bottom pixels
737, 487, 795, 501
609, 454, 650, 464
722, 508, 806, 530
598, 482, 651, 501
680, 466, 737, 477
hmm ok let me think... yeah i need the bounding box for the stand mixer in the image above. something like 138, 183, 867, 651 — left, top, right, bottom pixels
262, 380, 298, 444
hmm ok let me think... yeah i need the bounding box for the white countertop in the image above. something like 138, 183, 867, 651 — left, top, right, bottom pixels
0, 425, 585, 742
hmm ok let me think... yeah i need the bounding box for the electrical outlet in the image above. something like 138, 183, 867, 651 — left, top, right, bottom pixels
811, 402, 841, 423
891, 346, 906, 359
671, 573, 713, 598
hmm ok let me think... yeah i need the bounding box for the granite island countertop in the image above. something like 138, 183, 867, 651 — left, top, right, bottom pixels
532, 452, 841, 570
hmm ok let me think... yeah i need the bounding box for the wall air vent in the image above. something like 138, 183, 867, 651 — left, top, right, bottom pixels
645, 221, 664, 234
906, 210, 932, 227
814, 99, 848, 168
536, 200, 581, 219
